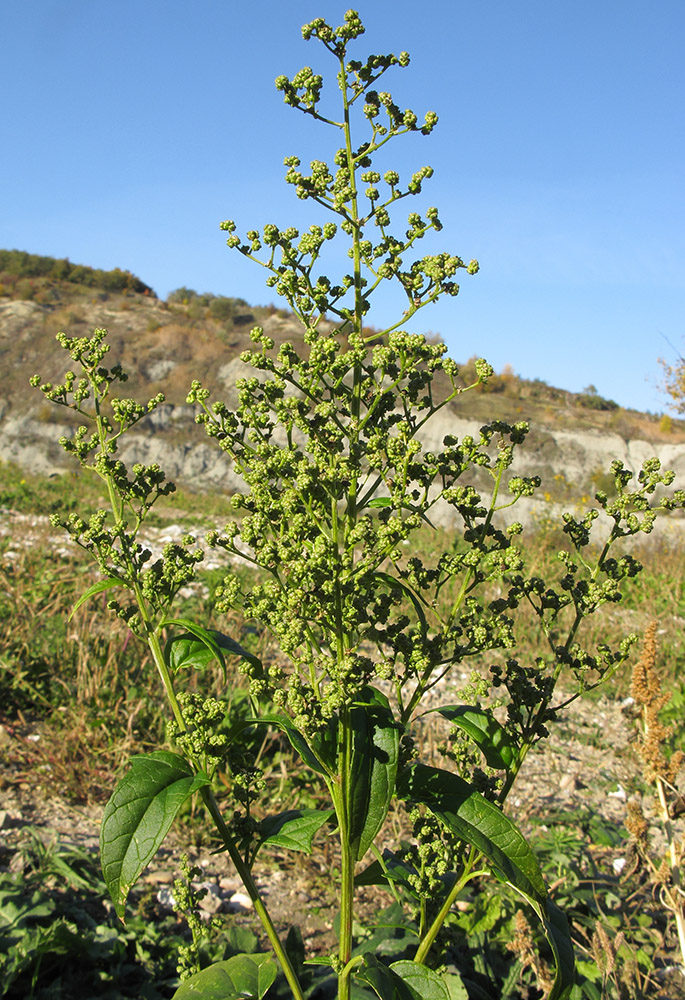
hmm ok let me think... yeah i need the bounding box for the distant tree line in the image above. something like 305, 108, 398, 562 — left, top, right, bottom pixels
0, 250, 154, 295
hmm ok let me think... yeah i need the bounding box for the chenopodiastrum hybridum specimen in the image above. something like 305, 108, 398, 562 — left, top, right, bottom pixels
32, 11, 685, 1000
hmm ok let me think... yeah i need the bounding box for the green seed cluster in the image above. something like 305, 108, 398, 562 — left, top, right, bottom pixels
168, 692, 231, 773
403, 808, 460, 898
33, 329, 201, 634
219, 12, 478, 333
172, 854, 219, 981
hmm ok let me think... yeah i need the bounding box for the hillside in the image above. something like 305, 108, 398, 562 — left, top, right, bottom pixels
2, 250, 685, 529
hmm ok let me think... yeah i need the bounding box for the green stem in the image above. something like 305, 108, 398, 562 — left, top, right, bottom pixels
94, 425, 304, 999
201, 787, 306, 1000
337, 709, 356, 1000
413, 847, 485, 965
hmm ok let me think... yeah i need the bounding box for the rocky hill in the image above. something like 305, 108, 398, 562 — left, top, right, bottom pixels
2, 251, 685, 535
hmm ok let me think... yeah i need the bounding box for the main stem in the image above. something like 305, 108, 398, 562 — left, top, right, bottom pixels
336, 54, 363, 1000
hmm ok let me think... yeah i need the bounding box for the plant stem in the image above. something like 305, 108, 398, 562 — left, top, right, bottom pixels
337, 708, 356, 1000
201, 786, 306, 1000
413, 847, 485, 965
656, 772, 685, 970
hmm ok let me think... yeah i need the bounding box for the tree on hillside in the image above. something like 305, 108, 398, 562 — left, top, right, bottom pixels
660, 351, 685, 413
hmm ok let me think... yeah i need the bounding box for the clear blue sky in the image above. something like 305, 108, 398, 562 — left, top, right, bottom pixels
4, 1, 684, 413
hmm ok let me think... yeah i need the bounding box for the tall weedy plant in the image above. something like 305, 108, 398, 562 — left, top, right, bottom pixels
32, 11, 685, 999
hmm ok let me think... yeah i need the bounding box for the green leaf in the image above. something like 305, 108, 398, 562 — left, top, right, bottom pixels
165, 627, 261, 681
390, 961, 456, 1000
398, 764, 574, 1000
368, 497, 394, 508
249, 713, 336, 775
355, 850, 420, 895
398, 763, 546, 902
442, 971, 470, 1000
432, 705, 517, 770
530, 899, 575, 1000
355, 954, 416, 1000
100, 751, 210, 920
349, 687, 400, 861
258, 808, 335, 854
356, 955, 459, 1000
374, 572, 428, 638
171, 954, 277, 1000
68, 576, 124, 620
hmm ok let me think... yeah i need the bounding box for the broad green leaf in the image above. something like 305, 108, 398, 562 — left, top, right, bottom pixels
100, 751, 210, 919
349, 687, 400, 861
398, 763, 546, 902
258, 808, 335, 854
69, 576, 124, 620
442, 971, 469, 1000
162, 618, 262, 677
355, 850, 419, 894
390, 961, 456, 1000
433, 705, 516, 770
368, 496, 394, 508
530, 898, 575, 1000
398, 764, 574, 1000
355, 954, 416, 1000
171, 954, 277, 1000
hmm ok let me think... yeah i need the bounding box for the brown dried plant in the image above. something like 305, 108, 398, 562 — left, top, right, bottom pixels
629, 621, 685, 976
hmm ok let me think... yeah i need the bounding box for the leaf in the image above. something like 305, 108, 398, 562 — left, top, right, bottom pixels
171, 954, 277, 1000
374, 572, 428, 638
368, 497, 394, 508
398, 764, 574, 1000
348, 687, 400, 861
355, 954, 416, 1000
100, 751, 210, 920
397, 763, 546, 903
258, 808, 335, 854
390, 961, 455, 1000
161, 618, 262, 678
68, 576, 124, 620
530, 899, 575, 1000
249, 714, 337, 775
355, 850, 420, 894
432, 705, 516, 771
441, 971, 470, 1000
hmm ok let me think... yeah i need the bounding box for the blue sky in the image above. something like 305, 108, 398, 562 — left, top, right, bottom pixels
3, 1, 684, 413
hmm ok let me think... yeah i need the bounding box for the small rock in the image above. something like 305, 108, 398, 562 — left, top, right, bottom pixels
608, 783, 627, 801
559, 773, 579, 793
156, 886, 177, 910
9, 853, 27, 874
219, 876, 241, 892
226, 891, 253, 913
196, 882, 223, 914
144, 869, 174, 885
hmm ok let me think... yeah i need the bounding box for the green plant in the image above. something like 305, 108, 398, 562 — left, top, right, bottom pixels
0, 827, 195, 999
30, 11, 685, 1000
